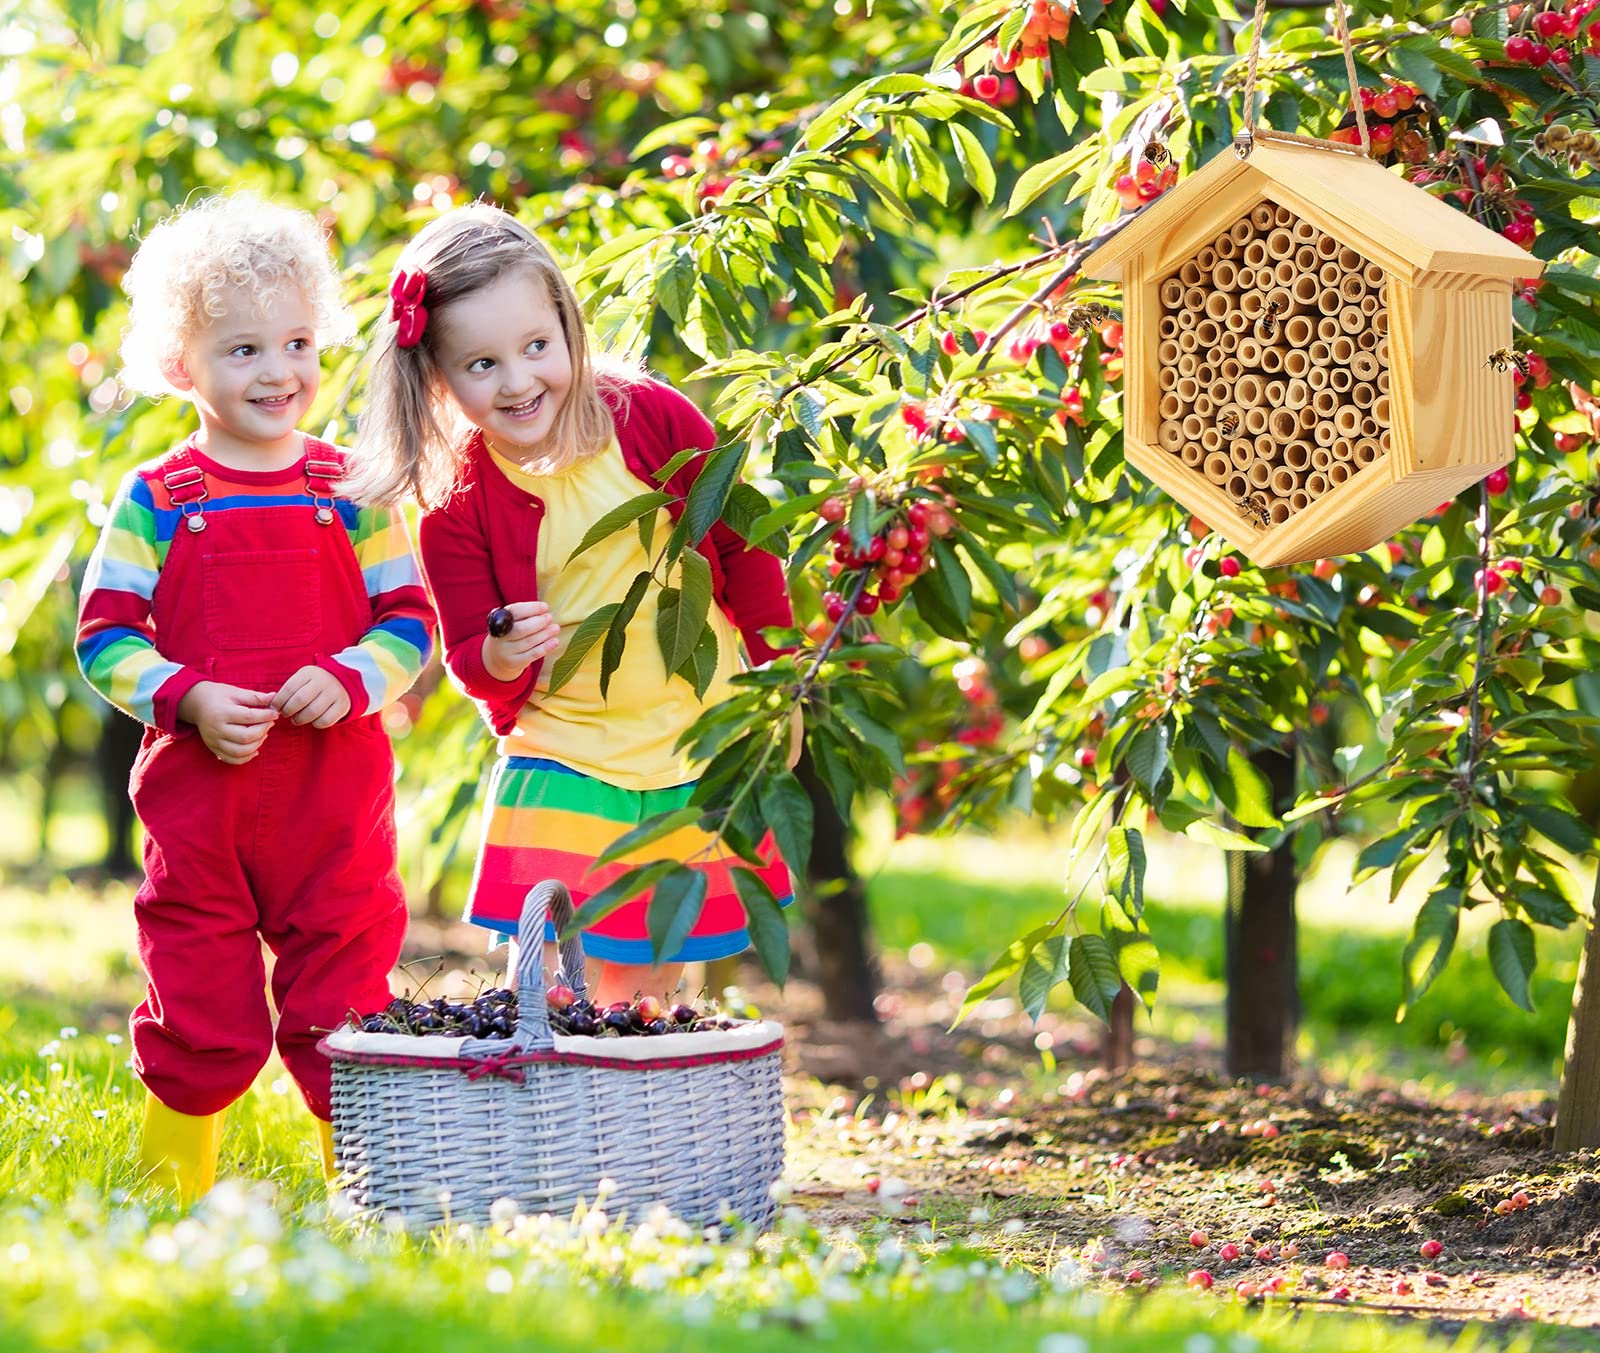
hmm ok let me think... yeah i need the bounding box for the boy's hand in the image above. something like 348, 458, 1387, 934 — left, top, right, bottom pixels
483, 601, 563, 681
177, 682, 279, 764
273, 665, 353, 728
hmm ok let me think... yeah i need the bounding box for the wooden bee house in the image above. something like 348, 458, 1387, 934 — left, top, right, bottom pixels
1085, 137, 1541, 566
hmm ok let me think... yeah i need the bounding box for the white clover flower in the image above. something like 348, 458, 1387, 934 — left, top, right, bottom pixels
486, 1267, 513, 1294
59, 1026, 79, 1039
1038, 1336, 1090, 1353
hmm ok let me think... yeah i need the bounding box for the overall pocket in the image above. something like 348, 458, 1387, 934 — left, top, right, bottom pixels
202, 550, 322, 651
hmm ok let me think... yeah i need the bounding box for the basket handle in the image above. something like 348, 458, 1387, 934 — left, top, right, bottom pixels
510, 879, 587, 1051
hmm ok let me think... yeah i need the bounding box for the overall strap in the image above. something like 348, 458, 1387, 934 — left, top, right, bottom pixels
160, 438, 210, 534
303, 438, 343, 526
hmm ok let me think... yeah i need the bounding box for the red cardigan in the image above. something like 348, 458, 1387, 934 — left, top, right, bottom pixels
417, 379, 793, 736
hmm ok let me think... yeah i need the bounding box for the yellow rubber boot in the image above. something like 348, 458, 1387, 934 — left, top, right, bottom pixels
315, 1118, 337, 1183
138, 1094, 223, 1205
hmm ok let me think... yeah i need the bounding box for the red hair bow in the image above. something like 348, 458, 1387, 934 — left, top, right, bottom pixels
389, 269, 429, 348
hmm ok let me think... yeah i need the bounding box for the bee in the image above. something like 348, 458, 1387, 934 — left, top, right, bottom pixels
1257, 299, 1283, 340
1218, 411, 1241, 438
1141, 139, 1173, 171
1484, 348, 1532, 379
1063, 302, 1117, 335
1235, 492, 1272, 530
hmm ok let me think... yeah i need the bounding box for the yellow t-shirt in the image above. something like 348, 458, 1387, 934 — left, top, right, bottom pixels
489, 439, 743, 790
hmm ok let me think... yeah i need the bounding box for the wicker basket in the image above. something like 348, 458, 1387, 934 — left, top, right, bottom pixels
319, 879, 785, 1231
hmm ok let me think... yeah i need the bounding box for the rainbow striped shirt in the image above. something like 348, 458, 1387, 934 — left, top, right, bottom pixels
77, 445, 433, 730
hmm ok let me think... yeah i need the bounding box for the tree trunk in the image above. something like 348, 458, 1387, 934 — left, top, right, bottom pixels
795, 746, 880, 1022
96, 709, 144, 876
1102, 983, 1135, 1072
1224, 744, 1300, 1080
1554, 869, 1600, 1150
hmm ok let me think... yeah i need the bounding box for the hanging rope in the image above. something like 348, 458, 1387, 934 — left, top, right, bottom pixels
1236, 0, 1371, 160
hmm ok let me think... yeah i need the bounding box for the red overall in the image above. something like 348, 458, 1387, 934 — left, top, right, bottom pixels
128, 441, 406, 1121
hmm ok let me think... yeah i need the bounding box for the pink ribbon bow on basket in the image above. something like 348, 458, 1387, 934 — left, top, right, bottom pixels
389, 269, 429, 348
461, 1053, 525, 1083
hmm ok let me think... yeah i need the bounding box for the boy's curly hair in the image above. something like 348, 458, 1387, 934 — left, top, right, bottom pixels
119, 192, 356, 399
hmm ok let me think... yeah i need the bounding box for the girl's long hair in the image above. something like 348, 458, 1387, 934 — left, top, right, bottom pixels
345, 202, 629, 508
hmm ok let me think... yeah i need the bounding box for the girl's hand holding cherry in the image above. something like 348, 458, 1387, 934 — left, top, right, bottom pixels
482, 600, 562, 680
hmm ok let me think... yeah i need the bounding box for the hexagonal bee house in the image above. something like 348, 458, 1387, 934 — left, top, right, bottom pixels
1086, 137, 1541, 566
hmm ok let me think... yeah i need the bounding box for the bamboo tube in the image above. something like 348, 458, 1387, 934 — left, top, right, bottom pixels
1374, 309, 1389, 337
1264, 379, 1287, 408
1244, 406, 1269, 436
1210, 381, 1232, 406
1340, 274, 1367, 304
1273, 204, 1295, 227
1308, 340, 1331, 367
1297, 406, 1317, 431
1251, 204, 1276, 231
1204, 452, 1231, 484
1183, 414, 1207, 443
1254, 434, 1277, 460
1159, 316, 1180, 339
1177, 309, 1200, 332
1335, 406, 1361, 437
1331, 438, 1355, 462
1361, 415, 1379, 438
1351, 351, 1379, 381
1330, 336, 1355, 364
1337, 246, 1361, 271
1354, 438, 1380, 464
1271, 466, 1298, 495
1215, 232, 1239, 260
1339, 305, 1364, 334
1313, 389, 1339, 418
1234, 266, 1257, 291
1237, 336, 1263, 367
1329, 367, 1353, 393
1214, 397, 1240, 425
1265, 285, 1296, 318
1210, 264, 1240, 296
1233, 217, 1258, 245
1295, 245, 1319, 272
1178, 348, 1200, 372
1219, 329, 1241, 353
1373, 395, 1390, 425
1243, 240, 1269, 269
1223, 310, 1249, 335
1375, 337, 1389, 364
1317, 316, 1341, 342
1283, 441, 1312, 471
1159, 339, 1181, 366
1272, 258, 1297, 287
1199, 365, 1218, 387
1183, 443, 1206, 470
1196, 318, 1222, 348
1160, 392, 1183, 420
1230, 439, 1255, 469
1315, 233, 1339, 259
1161, 278, 1186, 308
1283, 314, 1313, 348
1221, 357, 1243, 381
1359, 294, 1380, 319
1307, 366, 1328, 390
1328, 461, 1351, 485
1184, 286, 1207, 311
1195, 393, 1215, 419
1376, 369, 1390, 395
1226, 471, 1251, 501
1363, 262, 1384, 289
1248, 459, 1273, 489
1197, 245, 1219, 273
1314, 422, 1338, 448
1237, 374, 1266, 408
1292, 217, 1318, 244
1351, 380, 1376, 408
1270, 498, 1293, 524
1355, 328, 1378, 353
1307, 471, 1329, 496
1319, 261, 1343, 289
1159, 421, 1185, 452
1239, 291, 1266, 321
1311, 446, 1332, 471
1379, 429, 1393, 454
1289, 489, 1310, 512
1284, 379, 1310, 409
1316, 288, 1342, 316
1269, 408, 1299, 442
1177, 376, 1200, 402
1259, 346, 1284, 374
1283, 349, 1310, 378
1180, 260, 1203, 286
1159, 367, 1179, 391
1290, 277, 1320, 315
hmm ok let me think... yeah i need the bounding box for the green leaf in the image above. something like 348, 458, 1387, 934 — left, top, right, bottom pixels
949, 122, 996, 205
1185, 819, 1268, 852
1019, 933, 1068, 1022
1007, 143, 1097, 216
758, 770, 814, 876
1522, 803, 1598, 856
1125, 723, 1170, 798
1488, 918, 1537, 1012
1106, 826, 1146, 915
544, 603, 620, 696
592, 807, 703, 871
953, 924, 1055, 1028
567, 492, 676, 563
1400, 888, 1461, 1015
562, 859, 677, 937
683, 446, 748, 545
1068, 933, 1124, 1023
657, 551, 713, 675
599, 571, 652, 702
646, 867, 708, 965
733, 867, 790, 987
1217, 747, 1277, 828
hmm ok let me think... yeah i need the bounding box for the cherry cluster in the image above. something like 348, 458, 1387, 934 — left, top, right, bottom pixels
353, 989, 733, 1039
1114, 156, 1179, 212
1326, 80, 1423, 158
819, 484, 956, 619
893, 657, 1005, 837
1498, 1, 1600, 68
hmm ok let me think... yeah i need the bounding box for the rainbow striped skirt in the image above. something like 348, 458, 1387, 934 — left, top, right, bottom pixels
466, 756, 794, 964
